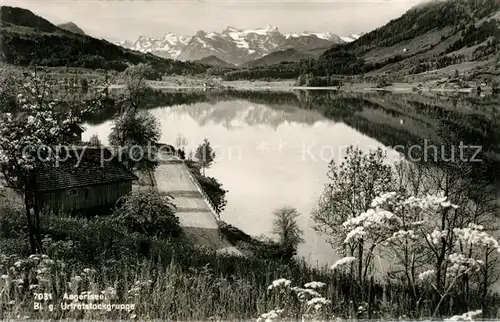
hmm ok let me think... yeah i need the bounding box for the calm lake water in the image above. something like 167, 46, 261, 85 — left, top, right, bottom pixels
82, 90, 500, 267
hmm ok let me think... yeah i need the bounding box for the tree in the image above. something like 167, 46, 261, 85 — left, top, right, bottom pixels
108, 107, 161, 173
123, 63, 162, 81
0, 71, 102, 253
312, 146, 393, 284
110, 190, 181, 239
195, 138, 216, 176
120, 63, 161, 111
272, 206, 304, 254
175, 133, 188, 156
88, 134, 102, 147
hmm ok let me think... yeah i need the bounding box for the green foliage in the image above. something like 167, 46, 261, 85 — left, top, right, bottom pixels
272, 206, 304, 252
376, 75, 392, 88
186, 160, 228, 215
88, 134, 102, 147
446, 18, 500, 54
123, 63, 162, 81
110, 190, 181, 239
108, 108, 161, 172
0, 6, 208, 74
222, 60, 309, 81
296, 73, 344, 87
0, 70, 21, 113
312, 146, 393, 259
194, 138, 216, 175
0, 200, 25, 239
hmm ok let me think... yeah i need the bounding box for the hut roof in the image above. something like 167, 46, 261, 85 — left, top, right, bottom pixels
35, 147, 138, 192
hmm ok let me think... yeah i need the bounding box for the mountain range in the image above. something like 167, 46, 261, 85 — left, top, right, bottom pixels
0, 6, 207, 74
116, 26, 360, 65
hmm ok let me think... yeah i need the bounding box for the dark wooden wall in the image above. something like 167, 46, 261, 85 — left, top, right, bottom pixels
37, 181, 132, 214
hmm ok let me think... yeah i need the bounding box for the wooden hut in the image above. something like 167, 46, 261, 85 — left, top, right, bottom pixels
35, 147, 138, 214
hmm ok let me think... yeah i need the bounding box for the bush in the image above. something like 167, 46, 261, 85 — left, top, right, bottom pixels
110, 190, 181, 239
0, 198, 25, 239
123, 63, 162, 81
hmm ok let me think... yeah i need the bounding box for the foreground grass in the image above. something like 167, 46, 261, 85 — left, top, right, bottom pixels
1, 202, 499, 320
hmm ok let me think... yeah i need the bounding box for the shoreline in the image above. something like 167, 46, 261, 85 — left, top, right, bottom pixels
111, 78, 494, 95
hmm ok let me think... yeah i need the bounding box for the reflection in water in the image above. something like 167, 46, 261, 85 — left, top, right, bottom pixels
83, 90, 500, 266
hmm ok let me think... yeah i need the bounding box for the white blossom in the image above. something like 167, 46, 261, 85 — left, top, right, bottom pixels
453, 224, 500, 252
444, 309, 482, 321
427, 229, 448, 245
418, 270, 436, 281
267, 278, 291, 290
304, 281, 326, 289
291, 287, 321, 300
306, 297, 331, 310
256, 309, 284, 322
330, 257, 356, 270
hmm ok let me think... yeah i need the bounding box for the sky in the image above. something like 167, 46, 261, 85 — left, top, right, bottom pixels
2, 0, 428, 42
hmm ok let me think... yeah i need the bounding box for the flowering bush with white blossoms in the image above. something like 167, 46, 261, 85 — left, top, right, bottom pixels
340, 189, 500, 317
0, 72, 107, 253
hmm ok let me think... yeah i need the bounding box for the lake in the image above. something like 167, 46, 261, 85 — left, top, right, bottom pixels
82, 90, 500, 267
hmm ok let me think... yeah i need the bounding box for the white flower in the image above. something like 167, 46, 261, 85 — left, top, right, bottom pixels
267, 278, 291, 290
304, 281, 326, 289
428, 229, 448, 245
330, 257, 356, 270
418, 270, 435, 281
71, 276, 83, 282
444, 309, 482, 321
256, 309, 284, 322
306, 297, 331, 310
291, 287, 321, 300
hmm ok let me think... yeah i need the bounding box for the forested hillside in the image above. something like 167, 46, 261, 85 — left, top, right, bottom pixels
0, 6, 208, 74
223, 0, 500, 81
316, 0, 500, 76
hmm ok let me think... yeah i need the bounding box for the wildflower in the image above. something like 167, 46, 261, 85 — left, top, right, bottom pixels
13, 278, 23, 284
29, 284, 38, 290
453, 225, 500, 252
101, 286, 117, 296
71, 276, 83, 283
256, 309, 284, 322
344, 226, 367, 243
307, 297, 331, 309
292, 287, 321, 300
267, 278, 291, 290
444, 309, 482, 321
418, 270, 436, 281
304, 281, 326, 289
330, 257, 356, 270
427, 229, 448, 245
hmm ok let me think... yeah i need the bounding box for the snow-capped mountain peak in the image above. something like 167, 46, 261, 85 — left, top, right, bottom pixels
340, 34, 361, 43
115, 26, 356, 64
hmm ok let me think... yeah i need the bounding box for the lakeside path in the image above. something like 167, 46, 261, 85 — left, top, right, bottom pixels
153, 157, 243, 256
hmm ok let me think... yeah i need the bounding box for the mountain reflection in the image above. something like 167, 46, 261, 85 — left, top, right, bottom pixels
84, 89, 500, 184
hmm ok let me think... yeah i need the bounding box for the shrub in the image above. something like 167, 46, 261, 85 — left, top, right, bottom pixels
0, 197, 25, 239
110, 190, 181, 239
